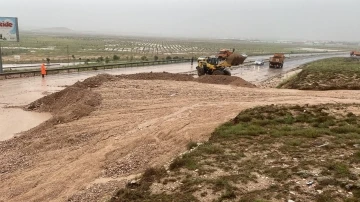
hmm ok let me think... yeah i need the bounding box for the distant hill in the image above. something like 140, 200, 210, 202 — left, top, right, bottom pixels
29, 27, 75, 34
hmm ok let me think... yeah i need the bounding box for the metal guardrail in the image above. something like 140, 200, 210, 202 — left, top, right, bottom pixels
3, 63, 63, 69
0, 59, 191, 79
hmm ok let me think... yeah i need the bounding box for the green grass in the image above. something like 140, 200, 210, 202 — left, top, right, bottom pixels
110, 104, 360, 202
280, 57, 360, 90
324, 162, 352, 178
169, 155, 198, 171
110, 167, 199, 202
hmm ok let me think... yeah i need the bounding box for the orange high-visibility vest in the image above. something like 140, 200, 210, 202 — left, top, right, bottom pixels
41, 64, 46, 75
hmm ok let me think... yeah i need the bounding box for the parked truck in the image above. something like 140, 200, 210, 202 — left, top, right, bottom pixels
350, 51, 360, 57
269, 53, 285, 68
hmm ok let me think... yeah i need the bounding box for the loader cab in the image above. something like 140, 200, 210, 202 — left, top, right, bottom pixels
197, 56, 218, 66
207, 56, 219, 65
197, 56, 207, 62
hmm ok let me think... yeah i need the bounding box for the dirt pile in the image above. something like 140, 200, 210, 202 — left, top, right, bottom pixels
197, 75, 256, 87
24, 72, 250, 126
117, 72, 255, 88
75, 74, 117, 88
117, 72, 195, 82
26, 75, 107, 124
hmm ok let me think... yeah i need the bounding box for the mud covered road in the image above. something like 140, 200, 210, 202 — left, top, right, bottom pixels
232, 53, 348, 83
1, 73, 360, 202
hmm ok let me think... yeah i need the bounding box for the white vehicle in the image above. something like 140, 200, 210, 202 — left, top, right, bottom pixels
254, 60, 265, 65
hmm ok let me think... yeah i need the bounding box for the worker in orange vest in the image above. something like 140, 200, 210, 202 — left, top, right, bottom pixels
41, 63, 47, 78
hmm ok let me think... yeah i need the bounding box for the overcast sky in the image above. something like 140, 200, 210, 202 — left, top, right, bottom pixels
2, 0, 360, 41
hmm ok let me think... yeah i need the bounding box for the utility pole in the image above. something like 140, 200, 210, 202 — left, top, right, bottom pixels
67, 45, 70, 66
0, 43, 3, 73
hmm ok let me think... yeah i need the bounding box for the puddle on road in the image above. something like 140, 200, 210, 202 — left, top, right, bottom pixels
0, 106, 52, 141
0, 78, 62, 141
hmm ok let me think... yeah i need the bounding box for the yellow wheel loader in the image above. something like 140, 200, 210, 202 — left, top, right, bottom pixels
196, 56, 231, 76
196, 53, 247, 76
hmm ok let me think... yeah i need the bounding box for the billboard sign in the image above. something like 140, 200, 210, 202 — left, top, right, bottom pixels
0, 17, 19, 42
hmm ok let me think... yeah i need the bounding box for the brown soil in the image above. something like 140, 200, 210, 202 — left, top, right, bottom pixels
117, 72, 195, 82
117, 72, 255, 88
24, 74, 117, 127
74, 74, 118, 88
2, 73, 360, 202
197, 75, 256, 87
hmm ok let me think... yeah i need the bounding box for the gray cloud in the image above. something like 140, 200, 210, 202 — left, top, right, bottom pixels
2, 0, 360, 41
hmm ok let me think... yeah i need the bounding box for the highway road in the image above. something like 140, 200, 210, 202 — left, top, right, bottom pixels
232, 53, 348, 83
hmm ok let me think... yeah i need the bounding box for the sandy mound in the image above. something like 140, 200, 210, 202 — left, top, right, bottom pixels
196, 75, 256, 87
117, 72, 195, 82
75, 74, 117, 88
27, 87, 101, 124
118, 72, 255, 88
26, 75, 105, 125
25, 72, 254, 126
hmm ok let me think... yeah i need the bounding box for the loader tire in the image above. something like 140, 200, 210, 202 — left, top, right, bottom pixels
196, 66, 205, 76
213, 70, 225, 75
224, 69, 231, 76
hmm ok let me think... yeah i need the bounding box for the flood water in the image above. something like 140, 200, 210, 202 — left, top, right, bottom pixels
0, 79, 62, 141
0, 106, 51, 141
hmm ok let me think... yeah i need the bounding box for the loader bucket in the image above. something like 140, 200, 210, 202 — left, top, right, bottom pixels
226, 53, 247, 66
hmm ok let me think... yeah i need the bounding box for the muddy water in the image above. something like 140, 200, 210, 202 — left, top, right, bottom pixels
0, 79, 61, 141
0, 52, 346, 141
0, 106, 51, 141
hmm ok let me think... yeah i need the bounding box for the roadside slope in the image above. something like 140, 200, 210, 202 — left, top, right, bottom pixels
112, 104, 360, 202
279, 57, 360, 90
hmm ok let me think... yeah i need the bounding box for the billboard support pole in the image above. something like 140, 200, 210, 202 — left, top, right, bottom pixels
0, 17, 20, 73
0, 43, 3, 73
